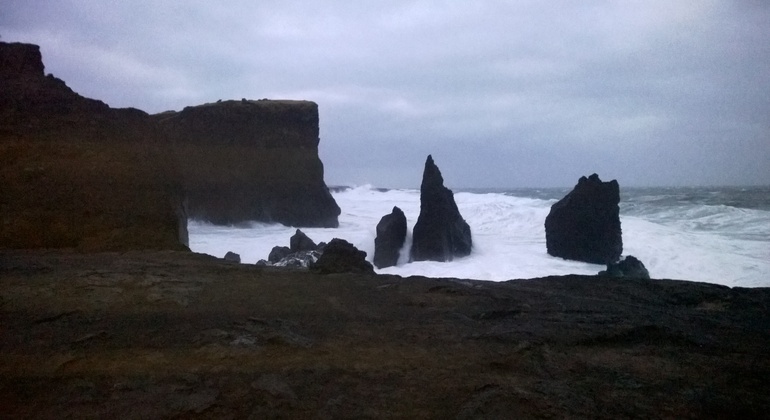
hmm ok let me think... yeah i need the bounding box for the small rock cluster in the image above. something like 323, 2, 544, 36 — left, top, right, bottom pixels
256, 229, 325, 268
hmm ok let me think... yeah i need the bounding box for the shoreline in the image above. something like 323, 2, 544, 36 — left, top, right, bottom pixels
2, 249, 768, 417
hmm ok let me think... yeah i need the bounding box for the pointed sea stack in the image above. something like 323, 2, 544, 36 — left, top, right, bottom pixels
373, 206, 407, 269
410, 155, 472, 262
545, 173, 622, 264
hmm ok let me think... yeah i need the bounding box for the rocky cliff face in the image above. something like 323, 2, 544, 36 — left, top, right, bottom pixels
0, 42, 188, 251
1, 41, 340, 250
156, 100, 340, 227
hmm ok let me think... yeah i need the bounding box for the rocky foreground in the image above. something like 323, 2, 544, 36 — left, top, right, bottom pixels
1, 251, 768, 419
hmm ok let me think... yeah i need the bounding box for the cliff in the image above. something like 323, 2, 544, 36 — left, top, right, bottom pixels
1, 41, 340, 251
156, 100, 340, 227
0, 42, 188, 251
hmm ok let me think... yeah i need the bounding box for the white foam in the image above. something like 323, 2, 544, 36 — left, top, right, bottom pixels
188, 186, 770, 287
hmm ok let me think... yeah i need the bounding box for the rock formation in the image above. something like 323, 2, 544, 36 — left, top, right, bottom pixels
0, 42, 188, 251
545, 174, 622, 264
599, 255, 650, 279
290, 229, 317, 252
311, 238, 374, 274
1, 41, 341, 251
268, 246, 292, 264
224, 251, 241, 263
156, 100, 340, 227
373, 206, 407, 269
410, 155, 472, 262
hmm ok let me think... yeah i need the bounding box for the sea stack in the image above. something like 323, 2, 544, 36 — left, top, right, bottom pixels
410, 155, 472, 262
156, 99, 341, 228
373, 206, 407, 269
544, 173, 622, 264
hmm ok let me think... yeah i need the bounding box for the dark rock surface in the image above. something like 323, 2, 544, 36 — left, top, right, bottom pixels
410, 155, 472, 262
290, 229, 317, 252
0, 42, 188, 251
373, 206, 407, 269
545, 173, 622, 264
156, 100, 340, 228
600, 255, 651, 279
268, 246, 292, 264
1, 250, 768, 418
311, 238, 374, 274
223, 251, 241, 263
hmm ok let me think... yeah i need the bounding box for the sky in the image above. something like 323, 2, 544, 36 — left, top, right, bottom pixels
2, 1, 769, 188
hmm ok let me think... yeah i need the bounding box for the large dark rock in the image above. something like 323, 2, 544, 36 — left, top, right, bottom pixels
373, 206, 407, 269
156, 100, 340, 228
311, 238, 374, 274
410, 155, 472, 262
545, 173, 622, 264
0, 42, 188, 251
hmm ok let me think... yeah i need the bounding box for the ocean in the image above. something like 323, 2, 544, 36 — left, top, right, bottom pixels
189, 185, 770, 288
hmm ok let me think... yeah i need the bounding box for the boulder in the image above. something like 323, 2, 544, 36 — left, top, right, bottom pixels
268, 246, 292, 263
545, 174, 622, 264
224, 251, 241, 263
311, 238, 374, 274
410, 155, 472, 262
599, 256, 650, 279
373, 206, 407, 269
290, 229, 317, 252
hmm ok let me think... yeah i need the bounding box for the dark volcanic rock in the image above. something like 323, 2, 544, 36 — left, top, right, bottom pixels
223, 251, 241, 263
373, 206, 407, 269
545, 173, 622, 264
311, 238, 374, 274
268, 246, 292, 264
0, 42, 188, 251
599, 255, 650, 279
410, 155, 472, 262
0, 42, 44, 79
156, 100, 340, 228
290, 229, 317, 252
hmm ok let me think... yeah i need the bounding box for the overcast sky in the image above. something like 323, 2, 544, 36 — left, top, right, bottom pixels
3, 1, 769, 188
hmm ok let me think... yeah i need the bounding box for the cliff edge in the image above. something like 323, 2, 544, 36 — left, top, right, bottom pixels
157, 99, 340, 227
0, 42, 188, 251
1, 41, 340, 251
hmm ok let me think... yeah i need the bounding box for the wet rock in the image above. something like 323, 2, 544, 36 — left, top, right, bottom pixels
373, 206, 407, 269
290, 229, 317, 252
268, 246, 292, 263
599, 255, 650, 279
311, 238, 374, 274
273, 250, 321, 268
545, 173, 622, 264
411, 155, 472, 262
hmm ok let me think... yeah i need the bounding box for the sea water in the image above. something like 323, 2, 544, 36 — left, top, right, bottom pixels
189, 186, 770, 288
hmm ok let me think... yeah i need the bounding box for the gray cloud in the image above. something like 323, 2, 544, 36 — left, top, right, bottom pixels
2, 1, 769, 187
